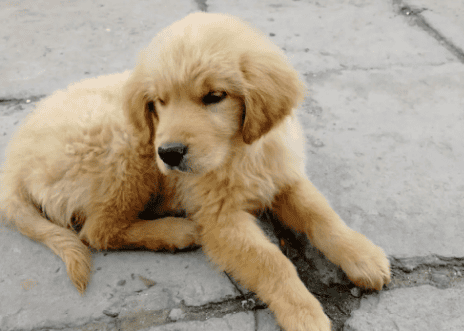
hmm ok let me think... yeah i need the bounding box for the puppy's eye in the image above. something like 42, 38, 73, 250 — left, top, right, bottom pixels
202, 91, 227, 105
157, 98, 166, 106
147, 101, 155, 112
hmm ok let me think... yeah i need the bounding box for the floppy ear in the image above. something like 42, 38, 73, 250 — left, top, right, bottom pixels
240, 51, 304, 144
123, 70, 156, 149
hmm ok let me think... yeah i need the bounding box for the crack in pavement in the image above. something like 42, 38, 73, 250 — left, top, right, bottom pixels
8, 214, 464, 331
0, 96, 44, 105
0, 96, 44, 117
27, 294, 264, 331
265, 210, 464, 331
388, 255, 464, 290
26, 253, 463, 331
393, 0, 464, 63
290, 253, 464, 331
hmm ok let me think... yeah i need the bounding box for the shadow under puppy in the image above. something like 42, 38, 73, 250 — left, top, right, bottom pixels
0, 13, 390, 331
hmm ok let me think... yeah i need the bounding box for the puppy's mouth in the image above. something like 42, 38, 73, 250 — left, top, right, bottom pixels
157, 142, 192, 173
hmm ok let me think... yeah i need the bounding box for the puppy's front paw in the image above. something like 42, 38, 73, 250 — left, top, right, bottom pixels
341, 231, 391, 290
270, 287, 331, 331
276, 304, 331, 331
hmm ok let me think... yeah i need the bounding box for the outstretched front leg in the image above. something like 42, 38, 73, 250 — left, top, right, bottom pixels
273, 177, 391, 290
198, 210, 332, 331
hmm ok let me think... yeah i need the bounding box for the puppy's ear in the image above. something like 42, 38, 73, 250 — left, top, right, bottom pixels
240, 51, 304, 144
123, 70, 156, 149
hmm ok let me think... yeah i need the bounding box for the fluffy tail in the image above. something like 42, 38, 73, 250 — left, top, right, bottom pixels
1, 194, 92, 294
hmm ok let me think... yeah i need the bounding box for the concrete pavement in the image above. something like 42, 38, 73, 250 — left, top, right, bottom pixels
1, 0, 463, 330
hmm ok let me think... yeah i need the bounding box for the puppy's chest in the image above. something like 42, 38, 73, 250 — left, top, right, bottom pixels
169, 174, 276, 218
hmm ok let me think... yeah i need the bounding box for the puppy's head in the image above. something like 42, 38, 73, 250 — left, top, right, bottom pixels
124, 13, 304, 175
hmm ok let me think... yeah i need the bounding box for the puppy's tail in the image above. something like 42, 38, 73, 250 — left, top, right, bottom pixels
1, 194, 92, 294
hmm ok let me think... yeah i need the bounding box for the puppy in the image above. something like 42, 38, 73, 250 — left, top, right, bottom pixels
0, 13, 390, 331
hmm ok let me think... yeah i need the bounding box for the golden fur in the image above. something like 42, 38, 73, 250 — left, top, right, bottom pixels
0, 13, 390, 331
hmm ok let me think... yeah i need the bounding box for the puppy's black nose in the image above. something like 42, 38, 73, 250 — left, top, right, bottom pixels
158, 143, 188, 168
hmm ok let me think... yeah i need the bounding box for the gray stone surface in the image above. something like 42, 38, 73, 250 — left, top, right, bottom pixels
0, 226, 238, 330
344, 284, 464, 331
207, 0, 457, 72
0, 101, 34, 166
0, 0, 463, 330
256, 309, 281, 331
406, 0, 464, 52
300, 63, 464, 257
147, 312, 255, 331
0, 0, 197, 99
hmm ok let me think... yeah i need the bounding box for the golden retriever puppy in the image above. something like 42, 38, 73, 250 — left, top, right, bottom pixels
0, 13, 390, 331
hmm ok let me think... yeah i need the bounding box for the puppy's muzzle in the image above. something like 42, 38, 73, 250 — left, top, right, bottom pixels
158, 142, 189, 172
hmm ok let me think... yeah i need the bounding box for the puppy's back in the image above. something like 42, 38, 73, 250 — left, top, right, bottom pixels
0, 71, 132, 227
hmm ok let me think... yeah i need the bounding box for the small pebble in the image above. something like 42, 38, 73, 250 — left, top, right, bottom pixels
351, 287, 362, 297
102, 309, 119, 318
241, 298, 256, 310
431, 272, 449, 287
117, 279, 126, 286
311, 139, 324, 147
169, 308, 184, 321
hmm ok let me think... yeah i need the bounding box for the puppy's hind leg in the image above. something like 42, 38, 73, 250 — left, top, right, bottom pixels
4, 196, 92, 294
122, 217, 200, 251
79, 216, 199, 251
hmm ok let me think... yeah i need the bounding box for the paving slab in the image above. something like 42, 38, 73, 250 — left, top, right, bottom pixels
0, 226, 239, 330
344, 283, 464, 331
299, 62, 464, 257
0, 0, 197, 99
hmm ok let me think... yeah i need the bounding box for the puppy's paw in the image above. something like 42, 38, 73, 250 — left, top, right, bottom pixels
276, 304, 331, 331
167, 218, 200, 250
270, 287, 331, 331
340, 231, 391, 290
